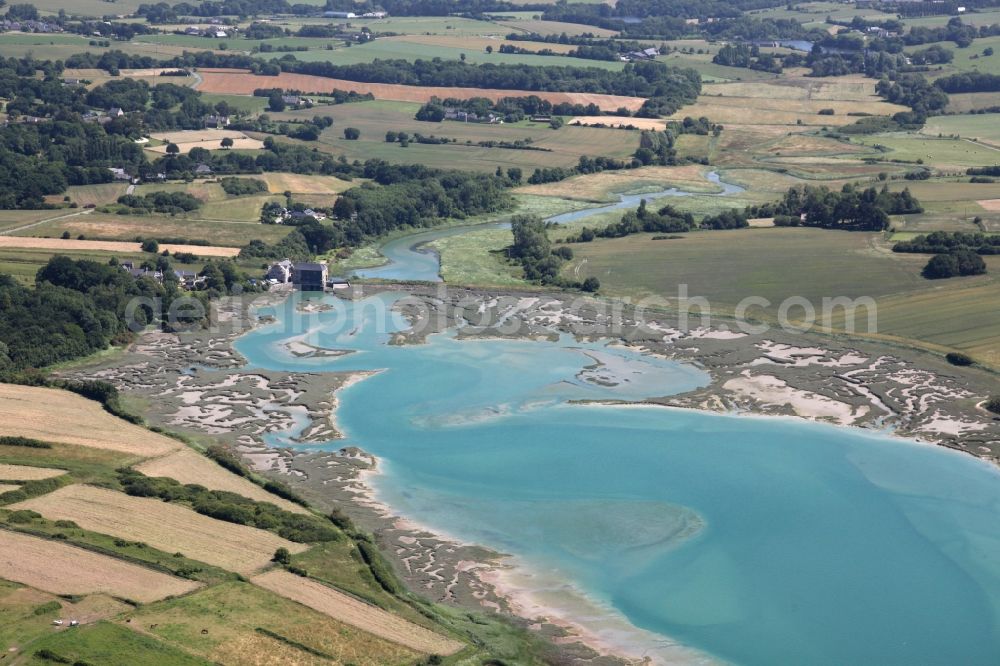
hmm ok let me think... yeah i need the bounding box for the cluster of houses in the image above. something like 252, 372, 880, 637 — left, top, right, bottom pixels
0, 18, 62, 33
120, 261, 204, 289
281, 95, 312, 108
621, 47, 661, 62
266, 259, 349, 292
267, 207, 327, 224
183, 25, 234, 39
322, 10, 387, 19
444, 108, 501, 124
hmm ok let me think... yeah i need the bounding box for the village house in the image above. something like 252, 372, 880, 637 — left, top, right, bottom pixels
266, 259, 294, 283
107, 107, 125, 118
204, 114, 230, 128
173, 270, 204, 289
444, 109, 499, 123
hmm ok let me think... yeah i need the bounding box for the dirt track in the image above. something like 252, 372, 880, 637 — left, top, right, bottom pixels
196, 68, 646, 112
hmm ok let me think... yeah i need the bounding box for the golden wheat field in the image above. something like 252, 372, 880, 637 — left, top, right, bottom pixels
12, 485, 307, 574
0, 463, 66, 481
0, 530, 201, 603
134, 448, 309, 515
0, 384, 182, 456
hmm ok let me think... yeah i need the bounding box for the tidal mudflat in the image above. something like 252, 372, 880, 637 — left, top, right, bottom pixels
69, 288, 1000, 665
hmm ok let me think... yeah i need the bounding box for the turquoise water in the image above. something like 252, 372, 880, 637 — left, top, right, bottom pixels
353, 171, 745, 282
236, 293, 1000, 665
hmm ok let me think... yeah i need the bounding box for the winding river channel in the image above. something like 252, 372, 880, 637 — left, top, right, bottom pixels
352, 171, 745, 283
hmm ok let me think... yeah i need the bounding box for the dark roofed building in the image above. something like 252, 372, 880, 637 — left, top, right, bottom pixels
292, 262, 328, 292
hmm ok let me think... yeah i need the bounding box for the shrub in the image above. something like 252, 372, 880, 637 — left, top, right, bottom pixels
0, 435, 52, 448
945, 352, 974, 366
984, 396, 1000, 415
34, 649, 70, 663
220, 177, 268, 196
357, 541, 400, 594
33, 601, 62, 616
343, 127, 360, 140
272, 547, 291, 565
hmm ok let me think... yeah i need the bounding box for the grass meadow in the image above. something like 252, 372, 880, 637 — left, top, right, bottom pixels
271, 99, 639, 172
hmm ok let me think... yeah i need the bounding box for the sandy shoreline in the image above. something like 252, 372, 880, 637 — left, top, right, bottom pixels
60, 286, 1000, 665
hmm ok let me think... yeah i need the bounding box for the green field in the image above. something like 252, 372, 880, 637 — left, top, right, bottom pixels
0, 32, 201, 61
565, 226, 1000, 361
282, 37, 626, 70
922, 113, 1000, 148
22, 621, 210, 666
852, 133, 1000, 170
271, 99, 639, 172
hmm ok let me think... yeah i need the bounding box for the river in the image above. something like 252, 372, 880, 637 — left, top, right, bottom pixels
235, 292, 1000, 666
352, 171, 745, 283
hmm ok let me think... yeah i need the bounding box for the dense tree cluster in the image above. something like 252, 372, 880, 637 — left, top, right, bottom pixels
893, 231, 1000, 255
751, 184, 922, 231
416, 95, 609, 123
114, 191, 203, 214
568, 201, 695, 242
935, 71, 1000, 93
281, 59, 700, 118
713, 43, 782, 73
0, 258, 183, 376
219, 177, 269, 196
509, 215, 566, 284
921, 250, 987, 279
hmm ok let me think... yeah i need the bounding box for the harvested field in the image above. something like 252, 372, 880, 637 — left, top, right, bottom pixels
23, 212, 290, 247
0, 483, 18, 492
979, 199, 1000, 212
0, 236, 239, 257
12, 485, 308, 575
494, 19, 618, 37
146, 129, 263, 154
0, 384, 183, 457
384, 33, 577, 54
195, 68, 645, 112
569, 116, 666, 130
0, 530, 200, 603
0, 464, 65, 481
134, 448, 309, 515
252, 570, 464, 655
259, 172, 355, 195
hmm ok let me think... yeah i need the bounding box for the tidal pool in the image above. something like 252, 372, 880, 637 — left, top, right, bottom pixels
235, 293, 1000, 665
